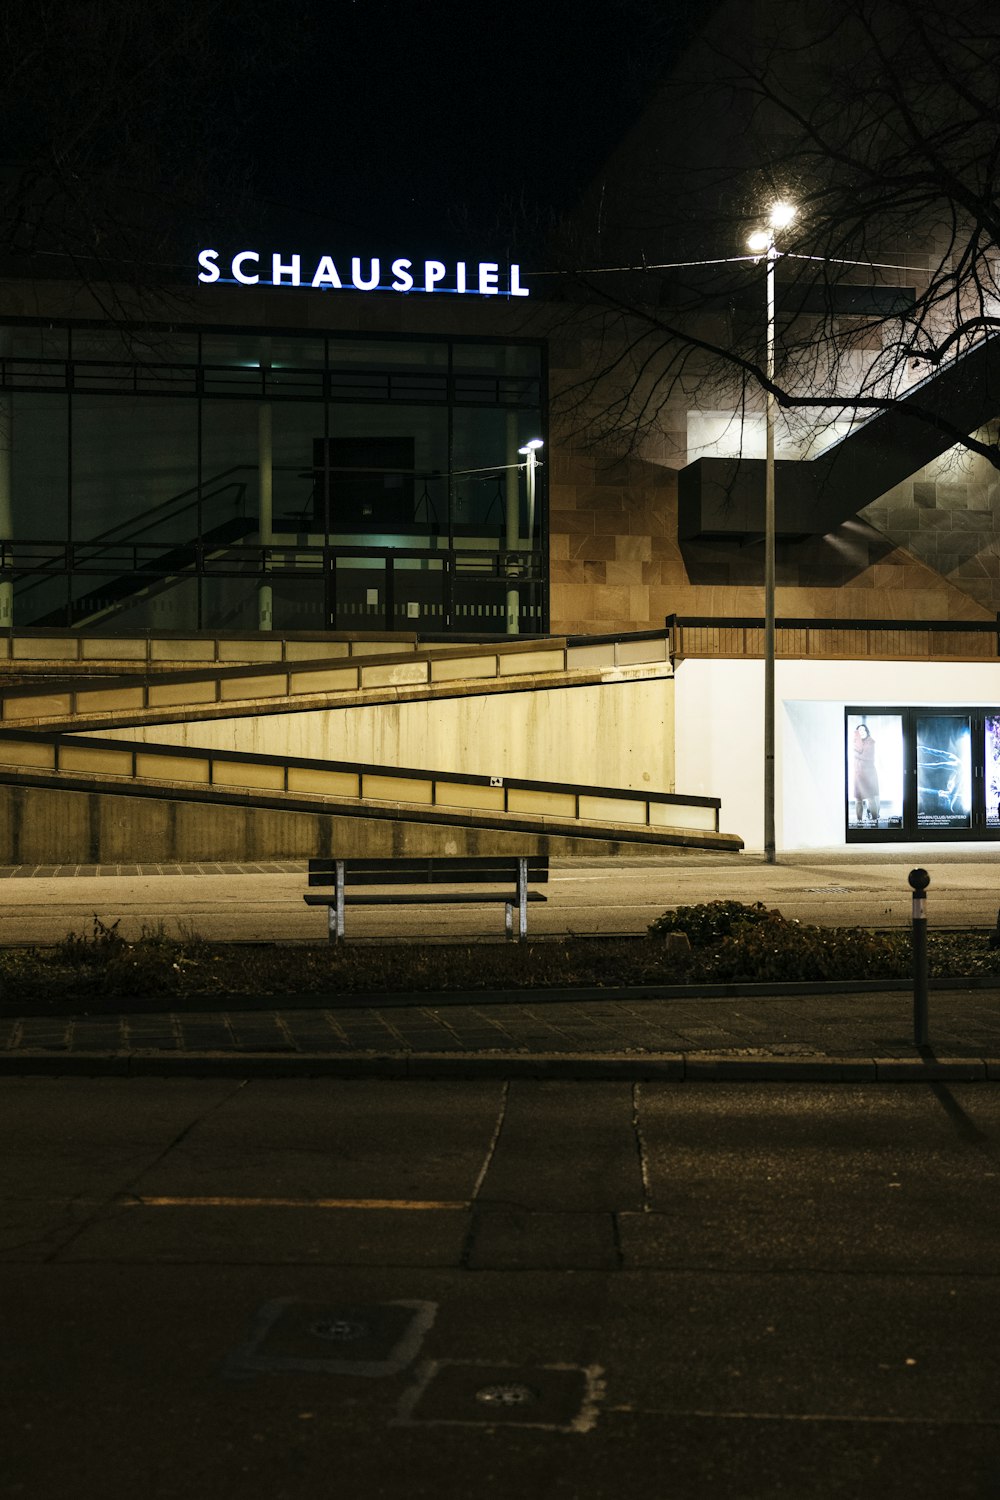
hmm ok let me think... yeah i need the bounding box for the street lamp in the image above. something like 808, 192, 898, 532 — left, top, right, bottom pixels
505, 439, 543, 636
748, 200, 795, 865
518, 438, 544, 544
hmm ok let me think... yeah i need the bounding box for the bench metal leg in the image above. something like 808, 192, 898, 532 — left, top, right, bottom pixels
518, 857, 528, 941
328, 860, 345, 944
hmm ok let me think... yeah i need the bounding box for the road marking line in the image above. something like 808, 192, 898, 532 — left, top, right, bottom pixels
610, 1406, 1000, 1428
124, 1195, 469, 1211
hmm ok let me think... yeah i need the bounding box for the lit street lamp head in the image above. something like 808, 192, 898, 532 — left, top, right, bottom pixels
748, 201, 796, 260
748, 201, 796, 256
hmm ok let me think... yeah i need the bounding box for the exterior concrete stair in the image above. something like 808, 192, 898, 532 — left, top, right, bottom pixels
678, 333, 1000, 539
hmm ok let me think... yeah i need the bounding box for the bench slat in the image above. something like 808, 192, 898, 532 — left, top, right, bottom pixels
309, 858, 548, 872
304, 892, 547, 906
308, 858, 549, 888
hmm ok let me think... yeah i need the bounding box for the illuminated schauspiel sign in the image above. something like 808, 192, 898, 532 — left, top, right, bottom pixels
197, 249, 529, 297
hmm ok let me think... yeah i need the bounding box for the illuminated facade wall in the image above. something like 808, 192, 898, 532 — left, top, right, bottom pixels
674, 658, 1000, 850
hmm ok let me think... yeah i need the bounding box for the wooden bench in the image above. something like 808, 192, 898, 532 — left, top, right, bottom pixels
304, 856, 549, 942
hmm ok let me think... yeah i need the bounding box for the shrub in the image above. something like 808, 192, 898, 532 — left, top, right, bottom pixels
648, 900, 775, 946
649, 899, 922, 981
686, 914, 910, 983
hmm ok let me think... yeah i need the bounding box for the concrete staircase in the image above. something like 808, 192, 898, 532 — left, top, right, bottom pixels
678, 334, 1000, 540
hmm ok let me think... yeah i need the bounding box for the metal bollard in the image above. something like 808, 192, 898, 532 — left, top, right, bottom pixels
908, 867, 930, 1047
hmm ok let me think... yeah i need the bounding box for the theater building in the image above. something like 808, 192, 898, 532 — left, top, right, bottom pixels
3, 0, 1000, 859
2, 235, 1000, 862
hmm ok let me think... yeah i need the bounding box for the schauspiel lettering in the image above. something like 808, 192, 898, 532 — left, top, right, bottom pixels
197, 250, 529, 297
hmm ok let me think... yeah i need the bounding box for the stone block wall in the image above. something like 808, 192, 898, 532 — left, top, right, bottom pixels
547, 445, 994, 635
544, 302, 1000, 636
861, 442, 1000, 619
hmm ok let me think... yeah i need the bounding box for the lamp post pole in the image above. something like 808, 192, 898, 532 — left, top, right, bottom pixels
748, 201, 794, 865
763, 231, 777, 865
517, 438, 543, 632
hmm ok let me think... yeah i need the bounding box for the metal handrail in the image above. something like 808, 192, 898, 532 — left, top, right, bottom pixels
82, 466, 259, 548
0, 636, 570, 704
8, 471, 259, 611
664, 613, 1000, 661
4, 539, 544, 581
665, 614, 999, 632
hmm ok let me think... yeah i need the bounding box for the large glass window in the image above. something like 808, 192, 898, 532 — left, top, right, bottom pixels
452, 406, 542, 538
200, 400, 261, 544
0, 321, 546, 634
11, 393, 68, 542
321, 402, 448, 540
270, 401, 326, 533
72, 395, 198, 543
9, 393, 69, 628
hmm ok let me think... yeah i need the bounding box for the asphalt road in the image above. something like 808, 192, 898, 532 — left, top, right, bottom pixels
2, 851, 1000, 944
2, 1077, 999, 1498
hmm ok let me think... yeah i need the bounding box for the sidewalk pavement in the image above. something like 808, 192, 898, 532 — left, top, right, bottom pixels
2, 983, 998, 1081
3, 850, 1000, 945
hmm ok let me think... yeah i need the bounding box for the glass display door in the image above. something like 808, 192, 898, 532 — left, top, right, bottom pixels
846, 707, 997, 843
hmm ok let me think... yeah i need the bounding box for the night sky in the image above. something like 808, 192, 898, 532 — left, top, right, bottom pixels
247, 0, 689, 260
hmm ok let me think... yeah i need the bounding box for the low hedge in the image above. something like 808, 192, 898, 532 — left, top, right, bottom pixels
0, 904, 997, 1009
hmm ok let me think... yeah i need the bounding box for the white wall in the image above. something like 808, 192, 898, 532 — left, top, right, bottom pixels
674, 658, 1000, 851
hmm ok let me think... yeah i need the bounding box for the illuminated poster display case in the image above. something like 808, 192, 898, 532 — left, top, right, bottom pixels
846, 706, 1000, 842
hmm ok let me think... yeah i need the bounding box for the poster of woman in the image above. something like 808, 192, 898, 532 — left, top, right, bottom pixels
853, 723, 880, 822
846, 713, 904, 830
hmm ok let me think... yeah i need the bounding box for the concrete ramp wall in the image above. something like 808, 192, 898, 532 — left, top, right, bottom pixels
0, 778, 736, 866
90, 671, 676, 795
0, 628, 744, 861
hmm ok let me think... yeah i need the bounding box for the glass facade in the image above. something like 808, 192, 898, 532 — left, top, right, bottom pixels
0, 321, 546, 634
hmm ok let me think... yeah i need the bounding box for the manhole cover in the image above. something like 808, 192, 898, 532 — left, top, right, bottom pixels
310, 1318, 369, 1343
222, 1299, 437, 1380
394, 1360, 606, 1432
475, 1383, 539, 1408
805, 886, 857, 893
